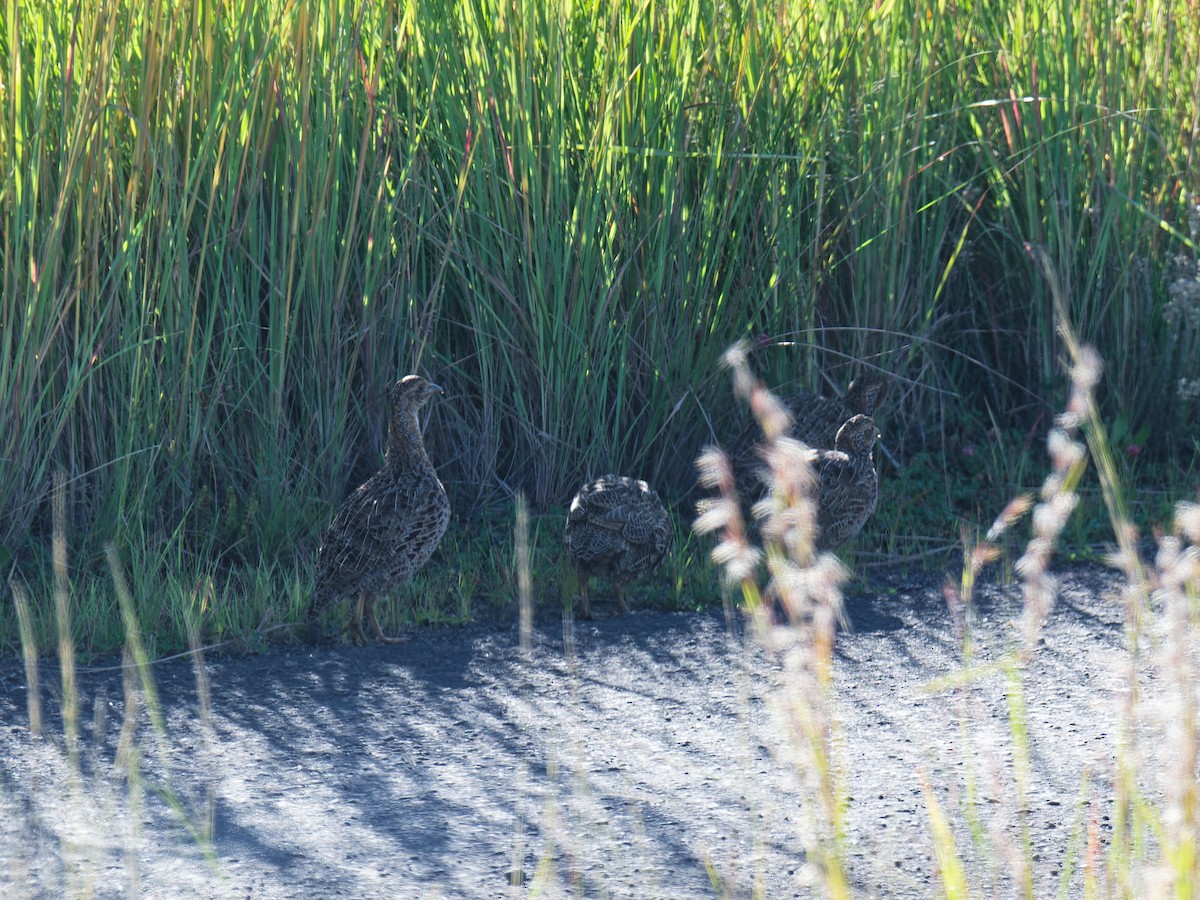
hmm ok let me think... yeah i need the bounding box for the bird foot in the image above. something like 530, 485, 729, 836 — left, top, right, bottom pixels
373, 630, 413, 645
341, 592, 371, 644
573, 584, 593, 620
367, 604, 411, 644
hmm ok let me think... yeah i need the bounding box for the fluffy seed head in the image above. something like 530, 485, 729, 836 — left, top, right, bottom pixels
1176, 502, 1200, 544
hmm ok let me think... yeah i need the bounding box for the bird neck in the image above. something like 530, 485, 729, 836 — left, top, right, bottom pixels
385, 407, 428, 466
847, 378, 882, 414
845, 381, 866, 410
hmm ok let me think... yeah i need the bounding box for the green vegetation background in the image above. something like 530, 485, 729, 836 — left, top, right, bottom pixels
1, 0, 1197, 654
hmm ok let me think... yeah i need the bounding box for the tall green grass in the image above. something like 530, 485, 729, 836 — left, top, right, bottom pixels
2, 0, 1197, 652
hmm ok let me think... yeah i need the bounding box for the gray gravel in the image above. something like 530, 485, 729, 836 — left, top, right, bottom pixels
0, 564, 1148, 897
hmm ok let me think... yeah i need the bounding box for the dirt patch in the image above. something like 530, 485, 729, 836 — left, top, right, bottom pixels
0, 563, 1138, 897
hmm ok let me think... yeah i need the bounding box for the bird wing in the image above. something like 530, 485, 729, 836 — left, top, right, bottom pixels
313, 472, 448, 604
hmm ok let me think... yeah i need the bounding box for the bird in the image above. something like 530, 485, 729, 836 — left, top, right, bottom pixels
730, 371, 887, 497
308, 375, 450, 643
564, 475, 672, 619
784, 373, 888, 449
812, 414, 880, 550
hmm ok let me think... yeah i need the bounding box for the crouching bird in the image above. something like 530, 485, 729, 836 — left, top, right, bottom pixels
564, 474, 672, 619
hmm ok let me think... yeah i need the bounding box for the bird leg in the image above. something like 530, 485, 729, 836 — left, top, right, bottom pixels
366, 595, 411, 644
345, 590, 369, 645
576, 580, 593, 620
616, 585, 629, 615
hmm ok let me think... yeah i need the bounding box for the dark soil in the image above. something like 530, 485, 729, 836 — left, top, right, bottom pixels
0, 563, 1139, 898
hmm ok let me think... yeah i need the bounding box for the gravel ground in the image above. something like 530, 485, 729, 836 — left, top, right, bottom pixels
0, 563, 1151, 898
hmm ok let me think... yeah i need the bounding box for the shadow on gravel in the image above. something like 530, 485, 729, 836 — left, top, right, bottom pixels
1, 564, 1133, 898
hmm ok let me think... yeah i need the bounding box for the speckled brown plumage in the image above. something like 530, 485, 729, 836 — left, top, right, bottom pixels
308, 375, 450, 643
564, 475, 672, 619
813, 414, 879, 551
730, 373, 888, 496
784, 373, 888, 449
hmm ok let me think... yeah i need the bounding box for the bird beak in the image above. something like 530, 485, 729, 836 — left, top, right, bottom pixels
426, 381, 444, 397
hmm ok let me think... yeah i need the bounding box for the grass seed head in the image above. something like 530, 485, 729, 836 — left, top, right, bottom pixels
1047, 428, 1086, 471
750, 385, 793, 442
696, 445, 734, 492
1175, 501, 1200, 544
1032, 493, 1079, 537
711, 538, 762, 584
759, 438, 818, 495
986, 494, 1033, 543
694, 496, 739, 535
1072, 346, 1104, 394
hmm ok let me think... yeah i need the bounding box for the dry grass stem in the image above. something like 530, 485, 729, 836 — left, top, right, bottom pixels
53, 471, 80, 767
696, 345, 850, 895
515, 492, 533, 656
10, 579, 43, 736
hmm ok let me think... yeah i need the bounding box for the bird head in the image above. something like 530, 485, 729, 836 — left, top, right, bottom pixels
834, 415, 879, 457
845, 374, 889, 417
390, 374, 443, 412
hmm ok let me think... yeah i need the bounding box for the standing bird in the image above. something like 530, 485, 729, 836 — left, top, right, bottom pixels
308, 375, 450, 643
813, 414, 880, 550
785, 373, 888, 449
564, 475, 672, 619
